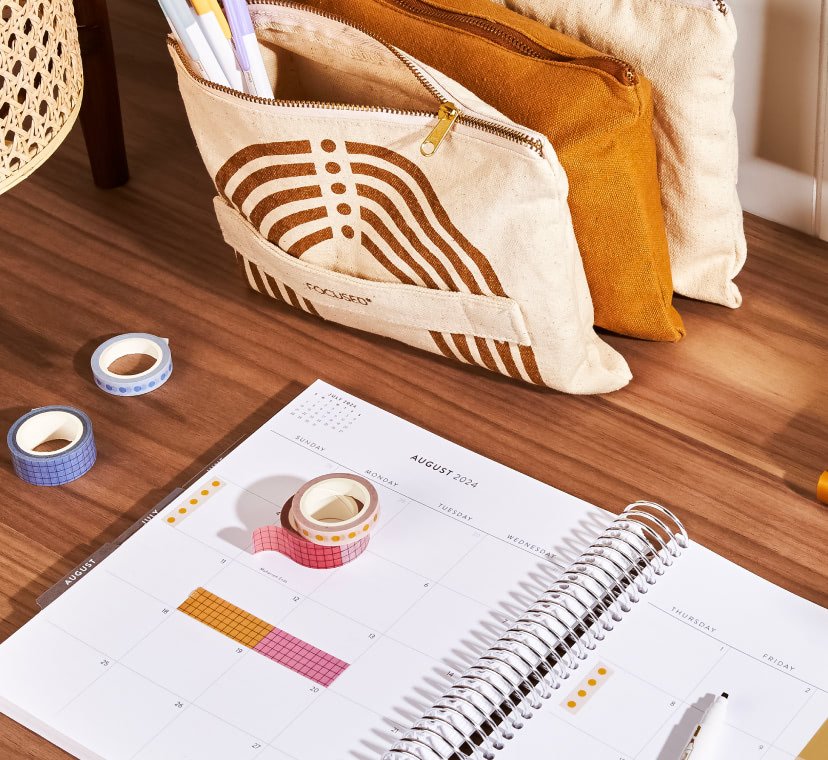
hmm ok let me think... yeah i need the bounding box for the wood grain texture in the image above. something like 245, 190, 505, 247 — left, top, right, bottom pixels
0, 0, 826, 756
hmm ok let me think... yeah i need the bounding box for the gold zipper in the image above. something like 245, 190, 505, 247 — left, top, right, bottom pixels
390, 0, 637, 86
421, 103, 460, 155
172, 0, 544, 156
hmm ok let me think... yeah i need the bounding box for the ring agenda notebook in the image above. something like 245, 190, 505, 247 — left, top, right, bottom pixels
386, 502, 688, 760
0, 381, 826, 760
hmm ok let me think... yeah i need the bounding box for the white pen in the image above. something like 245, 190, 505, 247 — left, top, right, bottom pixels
680, 692, 729, 760
191, 0, 245, 90
157, 0, 227, 85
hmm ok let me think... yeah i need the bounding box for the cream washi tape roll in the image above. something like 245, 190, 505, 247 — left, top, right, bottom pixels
91, 333, 172, 396
290, 473, 379, 546
7, 406, 96, 486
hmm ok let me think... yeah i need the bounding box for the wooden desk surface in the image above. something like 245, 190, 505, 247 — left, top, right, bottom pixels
0, 1, 826, 756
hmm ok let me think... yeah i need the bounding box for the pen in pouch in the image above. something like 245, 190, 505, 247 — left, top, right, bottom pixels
158, 0, 229, 86
222, 0, 274, 98
191, 0, 245, 90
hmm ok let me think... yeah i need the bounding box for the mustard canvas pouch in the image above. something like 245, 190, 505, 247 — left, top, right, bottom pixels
497, 0, 746, 308
303, 0, 685, 342
170, 3, 632, 393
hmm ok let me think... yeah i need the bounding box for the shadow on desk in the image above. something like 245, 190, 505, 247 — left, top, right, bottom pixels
769, 396, 828, 501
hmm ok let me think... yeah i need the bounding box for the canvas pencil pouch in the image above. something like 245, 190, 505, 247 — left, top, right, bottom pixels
169, 2, 632, 393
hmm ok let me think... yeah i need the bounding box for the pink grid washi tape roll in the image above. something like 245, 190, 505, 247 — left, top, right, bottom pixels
290, 473, 379, 546
252, 487, 373, 569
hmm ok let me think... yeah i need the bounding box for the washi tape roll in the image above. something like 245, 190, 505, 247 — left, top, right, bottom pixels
252, 497, 371, 569
7, 406, 96, 486
91, 333, 172, 396
291, 473, 379, 546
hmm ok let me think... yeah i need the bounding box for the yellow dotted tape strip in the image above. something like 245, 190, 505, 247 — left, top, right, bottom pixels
178, 587, 273, 648
561, 663, 613, 715
297, 511, 380, 543
166, 478, 225, 526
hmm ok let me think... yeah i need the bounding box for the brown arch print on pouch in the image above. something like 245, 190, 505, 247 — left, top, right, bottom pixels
217, 139, 543, 386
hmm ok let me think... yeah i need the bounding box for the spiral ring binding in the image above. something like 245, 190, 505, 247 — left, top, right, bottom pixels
503, 620, 577, 702
418, 716, 464, 752
539, 587, 604, 645
578, 550, 635, 613
624, 509, 684, 560
589, 539, 647, 600
493, 638, 547, 701
613, 518, 674, 570
561, 568, 619, 628
577, 559, 630, 618
384, 502, 687, 760
458, 671, 520, 737
604, 524, 661, 583
476, 650, 537, 717
425, 700, 479, 743
428, 696, 489, 748
515, 609, 580, 674
450, 680, 510, 748
500, 631, 553, 699
488, 642, 545, 709
533, 595, 595, 659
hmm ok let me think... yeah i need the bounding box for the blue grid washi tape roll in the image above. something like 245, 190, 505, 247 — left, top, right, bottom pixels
7, 406, 97, 486
91, 333, 173, 397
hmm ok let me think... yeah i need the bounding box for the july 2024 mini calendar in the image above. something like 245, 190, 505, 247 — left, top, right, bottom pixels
0, 381, 826, 760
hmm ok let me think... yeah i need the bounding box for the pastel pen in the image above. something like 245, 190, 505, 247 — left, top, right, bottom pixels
157, 0, 228, 85
680, 693, 729, 760
191, 0, 245, 90
222, 0, 274, 98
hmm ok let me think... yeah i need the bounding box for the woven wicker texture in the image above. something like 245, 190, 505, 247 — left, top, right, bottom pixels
1, 0, 83, 193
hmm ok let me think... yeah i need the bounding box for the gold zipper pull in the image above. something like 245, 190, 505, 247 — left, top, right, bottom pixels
421, 102, 460, 156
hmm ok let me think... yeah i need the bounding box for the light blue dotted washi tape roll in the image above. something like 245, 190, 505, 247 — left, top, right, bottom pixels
7, 406, 96, 486
91, 333, 173, 396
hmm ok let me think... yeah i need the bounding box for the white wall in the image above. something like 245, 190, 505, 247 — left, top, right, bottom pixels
732, 0, 827, 240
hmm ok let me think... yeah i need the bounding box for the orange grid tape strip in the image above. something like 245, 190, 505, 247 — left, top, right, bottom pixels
178, 587, 273, 649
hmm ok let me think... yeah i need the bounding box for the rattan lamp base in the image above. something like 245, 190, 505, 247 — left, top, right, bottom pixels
0, 88, 82, 195
1, 0, 84, 195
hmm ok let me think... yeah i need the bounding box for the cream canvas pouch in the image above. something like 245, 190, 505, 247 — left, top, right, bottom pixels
497, 0, 746, 308
170, 2, 631, 393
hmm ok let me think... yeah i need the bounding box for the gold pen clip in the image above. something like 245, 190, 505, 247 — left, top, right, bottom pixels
421, 102, 460, 156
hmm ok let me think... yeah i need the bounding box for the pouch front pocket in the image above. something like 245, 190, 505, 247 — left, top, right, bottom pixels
217, 196, 532, 345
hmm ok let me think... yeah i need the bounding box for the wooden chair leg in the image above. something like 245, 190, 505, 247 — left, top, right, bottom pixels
73, 0, 129, 188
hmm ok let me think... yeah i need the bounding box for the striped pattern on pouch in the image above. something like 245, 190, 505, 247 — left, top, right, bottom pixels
219, 138, 543, 386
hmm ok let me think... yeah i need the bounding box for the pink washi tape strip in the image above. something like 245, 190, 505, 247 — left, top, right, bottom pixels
290, 473, 379, 546
252, 494, 371, 569
253, 627, 348, 687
